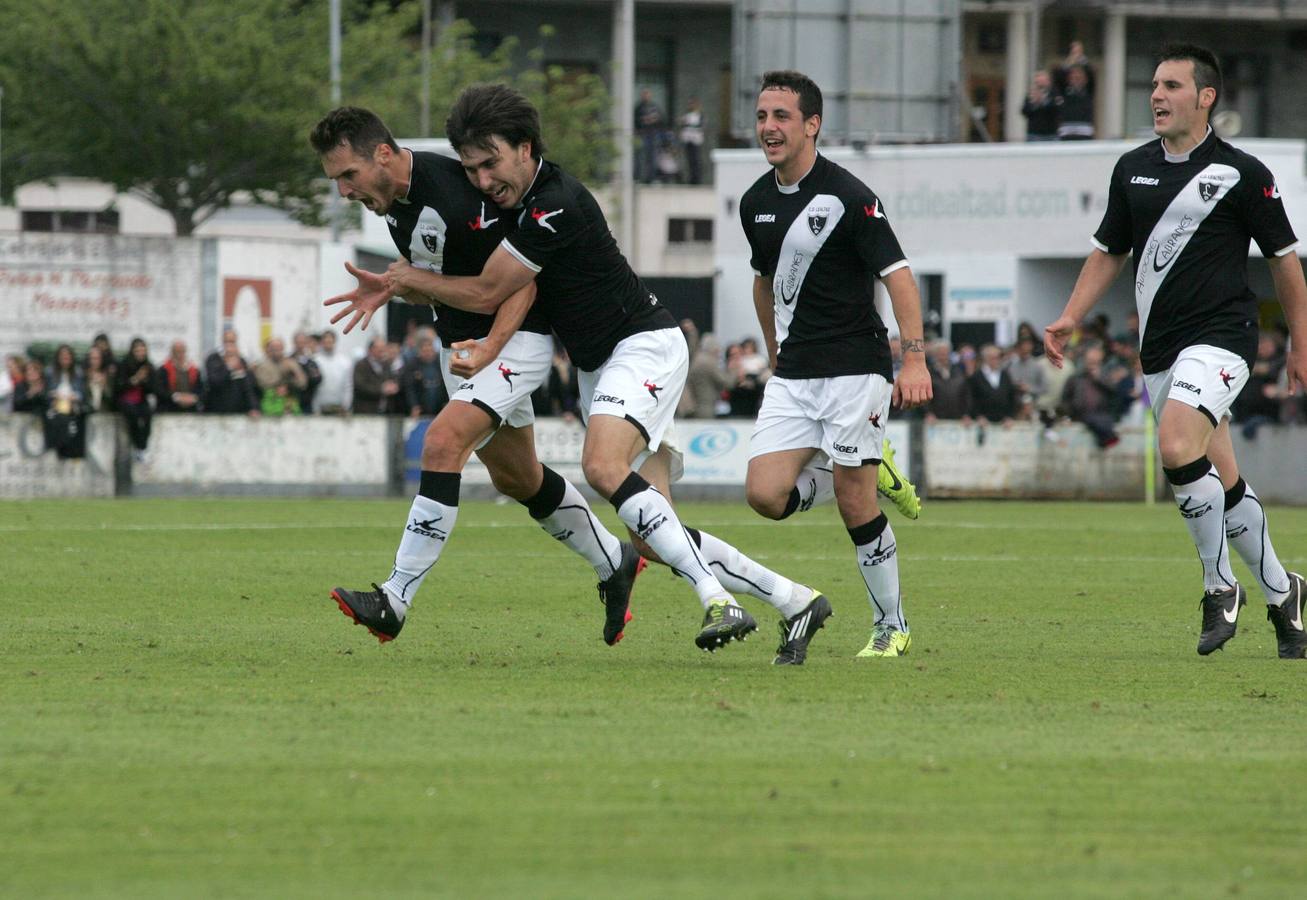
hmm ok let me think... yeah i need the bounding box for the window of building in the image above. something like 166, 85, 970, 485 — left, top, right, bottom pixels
21, 209, 120, 234
667, 217, 713, 244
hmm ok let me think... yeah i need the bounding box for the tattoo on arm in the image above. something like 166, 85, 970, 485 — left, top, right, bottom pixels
901, 338, 926, 353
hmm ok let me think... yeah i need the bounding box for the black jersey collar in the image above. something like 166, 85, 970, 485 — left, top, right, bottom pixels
1161, 126, 1214, 164
395, 148, 415, 205
513, 158, 546, 208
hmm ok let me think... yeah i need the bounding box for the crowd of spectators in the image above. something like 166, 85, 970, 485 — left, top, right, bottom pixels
3, 314, 1302, 460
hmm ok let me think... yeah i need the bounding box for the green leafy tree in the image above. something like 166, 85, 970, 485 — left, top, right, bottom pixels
0, 1, 611, 235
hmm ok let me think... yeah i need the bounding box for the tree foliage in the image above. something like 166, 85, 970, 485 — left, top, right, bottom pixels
0, 1, 612, 235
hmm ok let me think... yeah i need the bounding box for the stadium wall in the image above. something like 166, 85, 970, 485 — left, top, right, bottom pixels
4, 414, 1304, 505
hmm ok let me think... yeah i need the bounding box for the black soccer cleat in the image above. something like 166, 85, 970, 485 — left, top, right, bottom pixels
598, 542, 646, 646
331, 584, 404, 644
1197, 584, 1246, 655
694, 599, 758, 651
773, 592, 833, 666
1266, 572, 1307, 660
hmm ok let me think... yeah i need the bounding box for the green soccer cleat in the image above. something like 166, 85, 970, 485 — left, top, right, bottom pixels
877, 438, 920, 520
855, 624, 912, 658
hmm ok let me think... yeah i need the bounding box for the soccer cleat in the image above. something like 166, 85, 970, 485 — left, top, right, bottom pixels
598, 542, 646, 646
1197, 584, 1246, 655
1266, 572, 1307, 660
877, 438, 921, 520
855, 624, 912, 658
331, 584, 404, 644
694, 599, 757, 651
773, 592, 833, 666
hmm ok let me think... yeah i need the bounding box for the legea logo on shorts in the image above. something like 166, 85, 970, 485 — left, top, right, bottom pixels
1173, 380, 1200, 395
687, 427, 738, 460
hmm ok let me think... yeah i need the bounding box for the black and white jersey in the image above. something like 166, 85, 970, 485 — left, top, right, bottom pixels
500, 160, 676, 372
1093, 130, 1298, 375
739, 154, 908, 380
387, 151, 551, 346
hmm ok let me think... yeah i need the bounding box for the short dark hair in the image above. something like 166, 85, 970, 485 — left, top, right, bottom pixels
309, 107, 400, 158
759, 70, 823, 123
1157, 43, 1222, 112
446, 84, 547, 159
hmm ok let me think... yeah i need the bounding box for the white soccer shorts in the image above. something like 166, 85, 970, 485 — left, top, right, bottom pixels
577, 326, 687, 478
1143, 344, 1249, 427
750, 372, 891, 467
440, 330, 553, 441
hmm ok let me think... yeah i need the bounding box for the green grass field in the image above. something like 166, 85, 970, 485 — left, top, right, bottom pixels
3, 497, 1306, 898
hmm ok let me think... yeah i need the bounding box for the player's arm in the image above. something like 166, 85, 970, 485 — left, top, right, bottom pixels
752, 275, 779, 369
387, 243, 536, 315
1268, 251, 1307, 393
449, 282, 538, 379
882, 267, 932, 409
1043, 249, 1129, 368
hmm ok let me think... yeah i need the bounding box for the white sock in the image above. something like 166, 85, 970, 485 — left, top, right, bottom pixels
1167, 458, 1235, 594
528, 471, 624, 579
613, 475, 729, 606
788, 464, 835, 516
689, 528, 810, 617
852, 514, 906, 631
1224, 478, 1291, 604
381, 493, 457, 616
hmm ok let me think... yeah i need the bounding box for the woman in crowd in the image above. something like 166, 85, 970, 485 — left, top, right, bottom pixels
114, 338, 156, 457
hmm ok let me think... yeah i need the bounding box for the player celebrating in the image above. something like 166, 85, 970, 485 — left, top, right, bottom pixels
738, 71, 933, 659
329, 85, 830, 663
1044, 44, 1307, 658
312, 107, 642, 646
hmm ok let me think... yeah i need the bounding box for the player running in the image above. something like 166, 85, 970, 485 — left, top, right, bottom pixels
738, 71, 933, 659
330, 86, 830, 664
312, 107, 642, 646
1044, 44, 1307, 658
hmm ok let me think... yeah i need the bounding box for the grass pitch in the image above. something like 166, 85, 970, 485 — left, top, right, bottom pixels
2, 497, 1306, 899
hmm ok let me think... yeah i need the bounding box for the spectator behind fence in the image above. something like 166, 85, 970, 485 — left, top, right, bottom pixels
253, 337, 308, 417
679, 97, 705, 184
1057, 64, 1095, 140
115, 338, 155, 457
1021, 70, 1060, 141
155, 340, 203, 413
291, 331, 323, 413
204, 330, 260, 415
352, 337, 402, 415
401, 332, 447, 418
1, 355, 23, 412
968, 343, 1020, 423
1006, 336, 1047, 410
312, 329, 352, 414
725, 341, 767, 418
1059, 343, 1120, 448
634, 88, 665, 184
83, 346, 113, 412
680, 333, 729, 418
925, 339, 970, 421
44, 344, 88, 458
90, 332, 118, 380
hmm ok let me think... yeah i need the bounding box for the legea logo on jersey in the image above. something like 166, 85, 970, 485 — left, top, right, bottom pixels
687, 427, 739, 460
807, 205, 831, 236
754, 213, 776, 223
1264, 183, 1281, 199
1130, 176, 1160, 185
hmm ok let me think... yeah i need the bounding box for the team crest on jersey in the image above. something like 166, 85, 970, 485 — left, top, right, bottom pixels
1198, 177, 1222, 202
418, 225, 440, 254
807, 207, 830, 236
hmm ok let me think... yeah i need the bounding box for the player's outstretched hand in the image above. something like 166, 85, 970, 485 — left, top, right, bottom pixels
892, 362, 933, 410
324, 262, 391, 334
1044, 315, 1077, 368
449, 339, 494, 378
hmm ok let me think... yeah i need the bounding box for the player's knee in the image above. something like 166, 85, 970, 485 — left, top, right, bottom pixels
745, 484, 788, 520
580, 453, 623, 497
1157, 430, 1200, 469
422, 429, 466, 470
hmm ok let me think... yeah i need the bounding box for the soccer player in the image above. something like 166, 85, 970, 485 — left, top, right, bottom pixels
738, 71, 933, 659
329, 85, 829, 663
312, 107, 642, 646
1044, 44, 1307, 658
